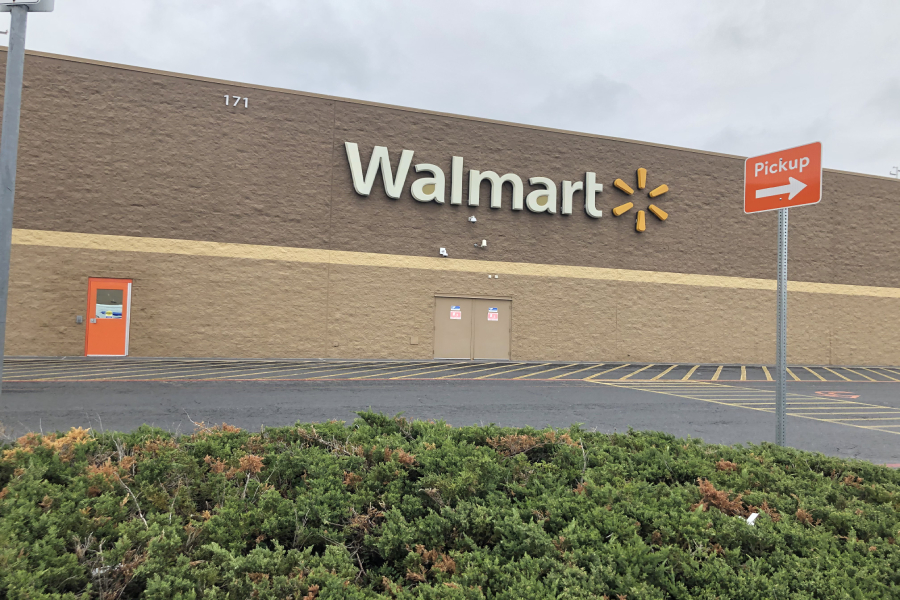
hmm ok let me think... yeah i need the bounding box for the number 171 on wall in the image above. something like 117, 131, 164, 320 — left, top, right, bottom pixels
225, 95, 249, 108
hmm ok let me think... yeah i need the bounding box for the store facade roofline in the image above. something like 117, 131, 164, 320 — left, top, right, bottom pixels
2, 47, 897, 183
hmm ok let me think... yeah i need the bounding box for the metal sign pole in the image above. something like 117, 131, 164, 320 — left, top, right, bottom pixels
0, 5, 29, 396
775, 207, 789, 446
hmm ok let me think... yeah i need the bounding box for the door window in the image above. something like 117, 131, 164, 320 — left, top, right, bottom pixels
95, 289, 124, 319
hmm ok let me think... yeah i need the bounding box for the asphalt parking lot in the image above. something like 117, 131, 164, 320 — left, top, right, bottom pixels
1, 358, 898, 466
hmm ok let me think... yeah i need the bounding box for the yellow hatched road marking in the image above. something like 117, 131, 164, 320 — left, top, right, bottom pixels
788, 408, 900, 417
25, 360, 372, 382
682, 365, 700, 381
8, 358, 900, 385
822, 367, 852, 381
584, 364, 631, 381
1, 358, 195, 375
475, 363, 550, 380
391, 362, 490, 379
620, 364, 655, 380
726, 402, 857, 407
311, 363, 433, 380
617, 384, 714, 389
786, 401, 859, 406
588, 380, 900, 436
602, 381, 899, 410
856, 426, 900, 434
782, 407, 899, 412
651, 365, 678, 380
266, 361, 409, 378
806, 412, 900, 417
783, 411, 896, 417
548, 364, 604, 380
204, 362, 360, 380
151, 362, 380, 381
211, 361, 378, 380
816, 417, 900, 421
667, 392, 772, 397
2, 361, 170, 377
6, 360, 241, 381
514, 364, 573, 379
606, 383, 730, 392
804, 367, 827, 381
438, 363, 522, 379
5, 359, 316, 378
865, 368, 899, 382
28, 361, 330, 382
842, 367, 877, 382
347, 363, 448, 380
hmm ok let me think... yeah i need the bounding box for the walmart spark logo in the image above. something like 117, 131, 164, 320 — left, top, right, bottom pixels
611, 168, 670, 232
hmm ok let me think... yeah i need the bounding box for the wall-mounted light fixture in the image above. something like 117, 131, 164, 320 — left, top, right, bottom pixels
439, 247, 448, 257
468, 216, 477, 222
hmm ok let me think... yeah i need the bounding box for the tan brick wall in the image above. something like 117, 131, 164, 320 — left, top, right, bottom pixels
7, 245, 329, 358
8, 244, 899, 366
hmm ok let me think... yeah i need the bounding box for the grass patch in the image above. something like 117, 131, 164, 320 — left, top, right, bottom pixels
1, 413, 898, 598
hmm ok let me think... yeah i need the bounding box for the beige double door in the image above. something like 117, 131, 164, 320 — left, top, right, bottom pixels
433, 297, 511, 360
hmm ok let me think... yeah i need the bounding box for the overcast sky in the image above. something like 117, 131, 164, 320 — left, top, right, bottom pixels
9, 0, 900, 177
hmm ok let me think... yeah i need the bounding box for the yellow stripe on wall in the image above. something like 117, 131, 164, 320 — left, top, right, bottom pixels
11, 228, 900, 299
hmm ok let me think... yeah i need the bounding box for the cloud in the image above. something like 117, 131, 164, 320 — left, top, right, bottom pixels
8, 0, 900, 177
867, 80, 900, 122
524, 74, 641, 134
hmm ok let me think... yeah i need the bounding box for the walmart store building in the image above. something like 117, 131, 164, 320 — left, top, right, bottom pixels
3, 50, 899, 365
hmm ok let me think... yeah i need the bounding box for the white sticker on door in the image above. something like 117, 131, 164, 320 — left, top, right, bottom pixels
95, 304, 123, 319
487, 307, 499, 321
450, 305, 462, 320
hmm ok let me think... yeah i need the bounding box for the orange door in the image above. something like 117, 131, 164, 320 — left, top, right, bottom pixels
85, 278, 132, 356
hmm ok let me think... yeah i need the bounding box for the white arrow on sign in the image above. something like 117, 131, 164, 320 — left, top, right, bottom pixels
755, 177, 807, 200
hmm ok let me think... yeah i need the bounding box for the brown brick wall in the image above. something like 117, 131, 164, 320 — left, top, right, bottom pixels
2, 50, 897, 288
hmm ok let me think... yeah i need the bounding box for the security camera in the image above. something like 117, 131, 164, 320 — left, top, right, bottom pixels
439, 247, 448, 257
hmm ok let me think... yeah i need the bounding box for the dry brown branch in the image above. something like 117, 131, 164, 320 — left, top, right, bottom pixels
115, 473, 149, 529
297, 426, 364, 457
693, 478, 746, 517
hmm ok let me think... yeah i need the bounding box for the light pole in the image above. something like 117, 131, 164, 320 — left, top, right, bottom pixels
0, 0, 54, 396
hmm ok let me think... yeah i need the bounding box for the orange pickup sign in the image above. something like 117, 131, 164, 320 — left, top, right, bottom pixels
744, 142, 822, 213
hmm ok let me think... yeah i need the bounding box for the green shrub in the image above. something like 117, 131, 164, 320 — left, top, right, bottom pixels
0, 414, 898, 599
